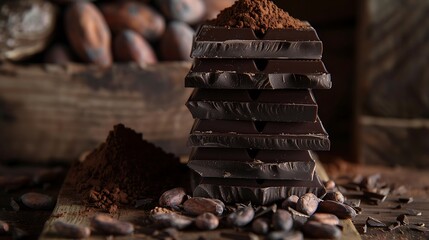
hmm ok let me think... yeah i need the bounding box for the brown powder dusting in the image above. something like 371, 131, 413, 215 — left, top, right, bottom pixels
72, 124, 187, 213
210, 0, 308, 33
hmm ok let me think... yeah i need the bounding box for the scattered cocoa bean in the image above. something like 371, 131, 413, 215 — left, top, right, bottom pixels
65, 2, 112, 67
296, 193, 320, 216
281, 195, 299, 209
183, 197, 223, 216
52, 221, 91, 238
160, 21, 194, 61
20, 192, 53, 210
251, 218, 269, 235
157, 0, 206, 24
267, 231, 303, 240
302, 221, 342, 239
323, 191, 345, 203
365, 216, 386, 227
113, 30, 158, 66
195, 212, 219, 230
317, 200, 357, 219
397, 214, 409, 225
288, 207, 309, 227
0, 221, 9, 235
324, 180, 336, 190
159, 187, 187, 208
310, 213, 340, 226
90, 214, 134, 235
151, 213, 193, 229
272, 209, 293, 231
227, 206, 255, 227
398, 197, 413, 204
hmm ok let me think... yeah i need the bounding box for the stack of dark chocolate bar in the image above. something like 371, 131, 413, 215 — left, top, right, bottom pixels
185, 24, 332, 205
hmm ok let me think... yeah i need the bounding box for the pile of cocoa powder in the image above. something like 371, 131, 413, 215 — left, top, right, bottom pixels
72, 124, 187, 213
210, 0, 309, 33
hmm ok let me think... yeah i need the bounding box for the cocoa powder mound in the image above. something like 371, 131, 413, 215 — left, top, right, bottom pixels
209, 0, 308, 33
72, 124, 186, 213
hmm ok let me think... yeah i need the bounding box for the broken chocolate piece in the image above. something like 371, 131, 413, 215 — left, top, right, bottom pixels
186, 89, 318, 122
397, 214, 409, 225
188, 148, 316, 180
192, 25, 323, 59
188, 118, 330, 150
398, 197, 413, 204
366, 216, 386, 227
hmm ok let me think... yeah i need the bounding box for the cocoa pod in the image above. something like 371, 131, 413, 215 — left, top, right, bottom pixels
160, 21, 194, 61
281, 195, 299, 210
302, 221, 342, 239
296, 193, 320, 216
151, 213, 193, 229
65, 2, 112, 67
52, 221, 91, 238
195, 212, 219, 230
309, 213, 340, 226
100, 1, 165, 41
20, 192, 53, 210
44, 44, 72, 65
114, 30, 157, 65
317, 200, 357, 219
227, 206, 255, 227
159, 187, 186, 208
267, 231, 303, 240
323, 191, 345, 203
90, 214, 134, 235
183, 197, 223, 216
251, 218, 269, 235
272, 209, 293, 231
156, 0, 205, 24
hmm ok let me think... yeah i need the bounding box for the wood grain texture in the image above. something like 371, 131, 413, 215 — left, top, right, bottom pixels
361, 0, 429, 118
0, 63, 193, 162
39, 161, 361, 240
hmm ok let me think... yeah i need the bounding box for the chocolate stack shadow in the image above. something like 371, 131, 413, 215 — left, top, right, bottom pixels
185, 24, 332, 205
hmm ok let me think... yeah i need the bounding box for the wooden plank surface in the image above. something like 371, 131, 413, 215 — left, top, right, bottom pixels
39, 160, 361, 240
0, 63, 193, 162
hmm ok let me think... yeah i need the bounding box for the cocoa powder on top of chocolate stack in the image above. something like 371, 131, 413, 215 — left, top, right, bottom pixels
209, 0, 309, 33
72, 124, 186, 213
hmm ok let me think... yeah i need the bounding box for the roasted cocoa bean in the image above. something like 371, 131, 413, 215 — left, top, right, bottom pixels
160, 21, 194, 61
90, 214, 134, 235
267, 231, 303, 240
159, 187, 186, 208
281, 195, 299, 209
317, 200, 357, 219
309, 213, 340, 226
195, 212, 219, 230
323, 191, 345, 203
151, 212, 193, 230
52, 221, 91, 238
20, 192, 53, 210
227, 206, 255, 227
296, 193, 320, 216
251, 218, 269, 235
183, 197, 223, 216
157, 0, 206, 24
272, 209, 293, 231
114, 30, 157, 65
302, 221, 342, 239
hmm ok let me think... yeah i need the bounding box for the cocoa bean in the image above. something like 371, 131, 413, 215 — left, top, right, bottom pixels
195, 212, 219, 230
288, 207, 309, 228
323, 191, 345, 203
100, 1, 165, 41
156, 0, 206, 24
183, 197, 223, 216
159, 187, 186, 208
267, 231, 303, 240
151, 213, 193, 230
90, 214, 134, 235
317, 200, 357, 219
227, 206, 255, 227
272, 209, 293, 231
324, 180, 336, 190
20, 192, 53, 210
302, 221, 342, 239
296, 193, 320, 216
0, 220, 9, 234
160, 21, 194, 61
251, 218, 269, 235
52, 221, 91, 238
309, 213, 340, 226
281, 195, 299, 209
65, 2, 111, 67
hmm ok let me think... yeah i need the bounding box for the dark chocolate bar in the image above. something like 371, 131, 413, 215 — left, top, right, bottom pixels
186, 89, 318, 122
188, 118, 330, 150
192, 175, 326, 205
191, 25, 323, 59
185, 59, 331, 89
188, 148, 316, 180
